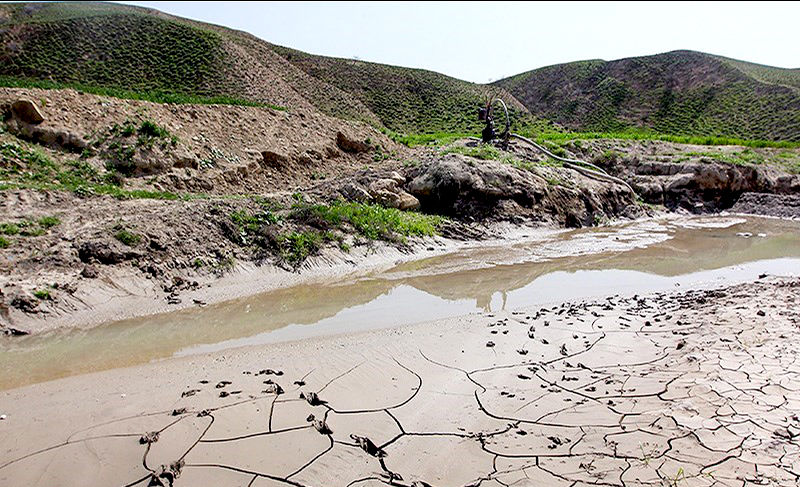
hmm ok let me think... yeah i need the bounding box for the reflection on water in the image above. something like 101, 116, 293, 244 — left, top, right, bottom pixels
2, 216, 799, 390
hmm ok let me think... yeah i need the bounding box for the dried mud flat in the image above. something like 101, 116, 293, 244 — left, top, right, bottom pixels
1, 278, 799, 487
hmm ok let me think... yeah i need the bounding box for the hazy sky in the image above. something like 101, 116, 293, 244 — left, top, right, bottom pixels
121, 1, 799, 83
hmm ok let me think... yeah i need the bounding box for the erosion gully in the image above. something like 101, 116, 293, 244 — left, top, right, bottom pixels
2, 214, 799, 390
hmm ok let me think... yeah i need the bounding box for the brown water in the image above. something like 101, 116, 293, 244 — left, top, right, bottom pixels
2, 215, 799, 390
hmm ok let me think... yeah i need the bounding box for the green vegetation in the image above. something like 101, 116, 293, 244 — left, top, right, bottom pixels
0, 215, 60, 239
224, 199, 443, 267
0, 139, 206, 201
0, 223, 20, 235
0, 3, 271, 107
230, 207, 281, 233
292, 200, 442, 243
0, 236, 9, 249
384, 131, 473, 148
276, 231, 324, 265
530, 130, 800, 149
113, 226, 141, 246
442, 144, 513, 162
0, 76, 281, 109
33, 289, 51, 300
2, 4, 797, 141
496, 51, 800, 142
680, 149, 766, 166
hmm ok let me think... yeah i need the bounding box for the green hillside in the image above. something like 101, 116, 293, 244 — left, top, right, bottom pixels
1, 3, 798, 141
0, 2, 535, 134
494, 50, 800, 141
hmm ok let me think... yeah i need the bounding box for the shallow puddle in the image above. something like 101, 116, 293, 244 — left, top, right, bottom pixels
2, 215, 799, 390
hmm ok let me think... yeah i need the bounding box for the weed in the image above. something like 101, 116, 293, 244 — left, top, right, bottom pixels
33, 289, 51, 300
0, 223, 20, 235
0, 236, 9, 248
293, 200, 442, 243
277, 231, 323, 265
37, 216, 61, 228
113, 226, 141, 246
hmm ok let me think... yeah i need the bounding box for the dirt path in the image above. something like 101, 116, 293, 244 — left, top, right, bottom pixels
1, 277, 797, 486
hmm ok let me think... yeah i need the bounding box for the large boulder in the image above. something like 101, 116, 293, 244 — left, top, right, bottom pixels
336, 132, 370, 153
11, 99, 44, 124
368, 177, 420, 210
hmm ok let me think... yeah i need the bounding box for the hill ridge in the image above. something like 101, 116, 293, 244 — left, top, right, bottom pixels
1, 2, 798, 140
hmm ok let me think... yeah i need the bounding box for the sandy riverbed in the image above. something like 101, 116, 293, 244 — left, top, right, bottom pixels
1, 276, 798, 486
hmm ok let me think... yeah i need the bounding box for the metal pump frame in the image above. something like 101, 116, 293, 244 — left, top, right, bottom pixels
476, 97, 635, 193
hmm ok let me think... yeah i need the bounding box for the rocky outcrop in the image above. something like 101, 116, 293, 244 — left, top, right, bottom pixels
599, 157, 800, 212
324, 170, 420, 211
4, 117, 88, 153
731, 192, 800, 219
367, 173, 419, 211
405, 154, 639, 227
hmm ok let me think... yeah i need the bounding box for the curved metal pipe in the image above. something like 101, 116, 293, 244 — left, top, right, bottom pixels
491, 98, 510, 135
509, 134, 635, 194
510, 134, 608, 174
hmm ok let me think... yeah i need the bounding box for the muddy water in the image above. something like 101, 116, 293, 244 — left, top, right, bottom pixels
2, 215, 799, 390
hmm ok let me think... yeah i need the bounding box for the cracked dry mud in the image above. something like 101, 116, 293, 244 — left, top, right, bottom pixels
1, 278, 799, 486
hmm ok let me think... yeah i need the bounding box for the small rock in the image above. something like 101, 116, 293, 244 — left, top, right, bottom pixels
80, 265, 99, 279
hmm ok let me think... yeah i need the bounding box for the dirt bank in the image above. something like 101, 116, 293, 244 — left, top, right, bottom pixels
3, 87, 799, 335
1, 276, 797, 486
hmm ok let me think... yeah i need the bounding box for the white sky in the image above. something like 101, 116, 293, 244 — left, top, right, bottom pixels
120, 1, 800, 83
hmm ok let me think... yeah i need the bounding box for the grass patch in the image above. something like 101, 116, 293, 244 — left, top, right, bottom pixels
0, 76, 284, 109
230, 207, 281, 234
37, 216, 61, 228
113, 226, 141, 246
294, 200, 442, 243
0, 235, 9, 248
528, 129, 800, 149
33, 289, 51, 300
276, 231, 323, 265
0, 139, 209, 200
0, 216, 60, 237
442, 144, 561, 171
384, 130, 472, 148
682, 149, 766, 166
0, 223, 20, 235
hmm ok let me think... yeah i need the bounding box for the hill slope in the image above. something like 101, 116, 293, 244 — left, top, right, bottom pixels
1, 3, 798, 140
494, 50, 800, 141
0, 2, 532, 134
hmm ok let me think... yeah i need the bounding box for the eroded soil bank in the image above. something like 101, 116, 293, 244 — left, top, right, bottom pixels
3, 88, 799, 337
2, 214, 799, 390
0, 275, 798, 486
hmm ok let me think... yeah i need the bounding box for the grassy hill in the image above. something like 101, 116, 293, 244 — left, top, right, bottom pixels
1, 3, 798, 141
0, 2, 536, 135
494, 50, 800, 141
